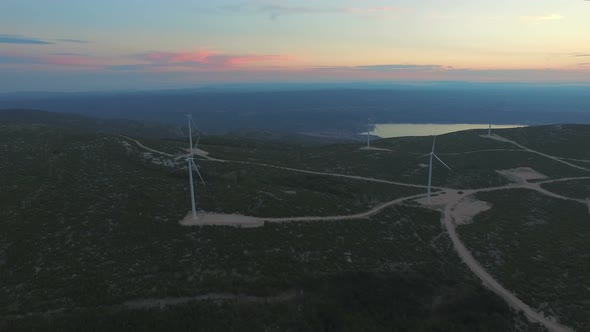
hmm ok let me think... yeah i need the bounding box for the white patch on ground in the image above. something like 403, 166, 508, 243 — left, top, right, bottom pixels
415, 190, 465, 209
184, 148, 210, 156
497, 167, 548, 183
180, 194, 426, 228
418, 163, 428, 168
180, 212, 264, 228
121, 140, 132, 153
283, 190, 297, 195
450, 196, 492, 225
344, 252, 353, 263
415, 191, 491, 225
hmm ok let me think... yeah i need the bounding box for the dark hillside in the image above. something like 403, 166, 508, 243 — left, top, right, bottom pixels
0, 109, 182, 139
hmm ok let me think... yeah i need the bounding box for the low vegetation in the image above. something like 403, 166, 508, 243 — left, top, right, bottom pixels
496, 124, 590, 160
541, 179, 590, 200
4, 116, 590, 331
202, 129, 588, 189
458, 189, 590, 330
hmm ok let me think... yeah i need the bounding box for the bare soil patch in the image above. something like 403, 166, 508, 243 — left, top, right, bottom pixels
497, 167, 548, 183
181, 212, 264, 228
451, 196, 492, 225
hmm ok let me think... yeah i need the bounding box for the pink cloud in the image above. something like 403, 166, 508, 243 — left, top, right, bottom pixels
137, 50, 295, 70
143, 50, 216, 63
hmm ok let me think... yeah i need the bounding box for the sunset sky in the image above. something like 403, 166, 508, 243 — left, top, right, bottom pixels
1, 0, 589, 91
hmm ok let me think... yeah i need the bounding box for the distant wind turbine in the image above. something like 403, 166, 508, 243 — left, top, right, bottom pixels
421, 136, 452, 203
186, 114, 205, 220
366, 118, 376, 149
488, 107, 495, 136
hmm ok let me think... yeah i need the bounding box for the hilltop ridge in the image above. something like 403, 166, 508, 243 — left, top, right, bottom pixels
2, 113, 589, 331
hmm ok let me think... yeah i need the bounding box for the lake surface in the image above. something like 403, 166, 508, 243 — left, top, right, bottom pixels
370, 123, 525, 138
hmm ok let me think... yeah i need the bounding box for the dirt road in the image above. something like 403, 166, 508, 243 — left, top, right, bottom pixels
485, 134, 590, 172
442, 192, 572, 332
123, 135, 587, 331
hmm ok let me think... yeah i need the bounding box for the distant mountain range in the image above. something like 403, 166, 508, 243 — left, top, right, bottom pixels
0, 109, 182, 138
0, 109, 353, 144
1, 86, 590, 134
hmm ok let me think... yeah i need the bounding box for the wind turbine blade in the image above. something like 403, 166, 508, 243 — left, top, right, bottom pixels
191, 159, 206, 185
187, 115, 194, 156
433, 153, 452, 171
417, 153, 431, 159
431, 136, 437, 153
188, 115, 202, 149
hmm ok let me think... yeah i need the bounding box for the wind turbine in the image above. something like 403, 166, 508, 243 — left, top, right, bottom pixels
186, 114, 205, 220
366, 118, 375, 149
422, 136, 452, 203
488, 108, 494, 136
488, 103, 502, 136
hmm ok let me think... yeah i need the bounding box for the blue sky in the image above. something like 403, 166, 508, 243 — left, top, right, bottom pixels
1, 0, 589, 91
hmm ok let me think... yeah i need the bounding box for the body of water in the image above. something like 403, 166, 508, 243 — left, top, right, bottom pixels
370, 123, 525, 138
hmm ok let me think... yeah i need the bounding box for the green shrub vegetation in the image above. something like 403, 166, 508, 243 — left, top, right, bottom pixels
541, 179, 590, 200
458, 189, 590, 330
5, 119, 588, 331
202, 129, 587, 189
496, 124, 590, 160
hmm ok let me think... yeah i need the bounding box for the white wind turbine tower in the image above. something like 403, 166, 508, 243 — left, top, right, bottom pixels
186, 114, 205, 220
366, 118, 375, 149
422, 136, 452, 203
488, 109, 494, 136
488, 104, 500, 136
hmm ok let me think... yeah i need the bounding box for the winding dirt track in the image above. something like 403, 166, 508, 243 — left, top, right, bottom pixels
436, 148, 524, 156
123, 135, 589, 331
221, 160, 436, 189
485, 134, 590, 172
558, 157, 590, 164
263, 193, 426, 223
442, 194, 572, 332
123, 135, 439, 190
122, 136, 177, 157
124, 291, 299, 310
435, 177, 586, 332
3, 292, 299, 320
